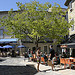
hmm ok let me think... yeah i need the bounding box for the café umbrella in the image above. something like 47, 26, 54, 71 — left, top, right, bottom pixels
17, 45, 26, 48
3, 45, 14, 48
0, 46, 3, 48
17, 45, 26, 56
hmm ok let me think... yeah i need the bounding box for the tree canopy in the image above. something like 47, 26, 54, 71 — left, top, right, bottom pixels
0, 0, 72, 47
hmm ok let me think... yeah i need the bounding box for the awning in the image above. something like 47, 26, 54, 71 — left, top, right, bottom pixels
61, 43, 75, 46
61, 43, 75, 48
0, 38, 18, 44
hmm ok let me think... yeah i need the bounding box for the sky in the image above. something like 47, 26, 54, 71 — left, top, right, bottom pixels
0, 0, 67, 11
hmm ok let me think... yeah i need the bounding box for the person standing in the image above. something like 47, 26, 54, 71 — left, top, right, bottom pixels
49, 45, 55, 71
36, 47, 41, 72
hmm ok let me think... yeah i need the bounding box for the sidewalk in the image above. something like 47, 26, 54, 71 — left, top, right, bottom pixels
0, 57, 75, 75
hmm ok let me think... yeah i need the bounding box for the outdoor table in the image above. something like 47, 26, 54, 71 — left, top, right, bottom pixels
69, 58, 75, 62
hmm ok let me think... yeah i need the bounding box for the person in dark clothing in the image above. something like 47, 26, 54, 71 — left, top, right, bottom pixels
12, 50, 15, 57
62, 52, 67, 58
49, 45, 55, 70
49, 48, 55, 60
44, 52, 48, 62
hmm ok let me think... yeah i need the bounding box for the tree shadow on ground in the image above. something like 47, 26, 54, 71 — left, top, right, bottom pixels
0, 59, 6, 62
0, 65, 37, 75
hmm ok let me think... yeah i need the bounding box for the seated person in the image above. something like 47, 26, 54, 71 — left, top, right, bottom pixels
40, 52, 44, 57
62, 52, 67, 58
44, 52, 48, 62
28, 50, 33, 61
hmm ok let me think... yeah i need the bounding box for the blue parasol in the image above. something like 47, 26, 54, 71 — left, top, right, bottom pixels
3, 45, 14, 48
0, 46, 3, 48
18, 45, 26, 48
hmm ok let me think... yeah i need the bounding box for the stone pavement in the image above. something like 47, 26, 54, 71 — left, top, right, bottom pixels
0, 57, 37, 75
0, 57, 75, 75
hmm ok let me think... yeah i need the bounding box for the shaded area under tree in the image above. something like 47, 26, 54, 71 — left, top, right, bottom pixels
0, 65, 37, 75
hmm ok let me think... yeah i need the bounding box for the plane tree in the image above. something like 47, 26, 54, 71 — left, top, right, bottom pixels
0, 1, 72, 48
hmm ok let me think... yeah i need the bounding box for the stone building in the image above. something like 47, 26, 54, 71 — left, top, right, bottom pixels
61, 0, 75, 57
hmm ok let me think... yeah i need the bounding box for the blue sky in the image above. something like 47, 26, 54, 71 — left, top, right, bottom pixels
0, 0, 67, 11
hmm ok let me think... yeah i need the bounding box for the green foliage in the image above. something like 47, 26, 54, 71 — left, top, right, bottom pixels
0, 0, 72, 46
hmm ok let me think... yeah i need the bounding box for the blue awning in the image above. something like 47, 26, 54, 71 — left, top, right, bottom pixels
0, 38, 18, 44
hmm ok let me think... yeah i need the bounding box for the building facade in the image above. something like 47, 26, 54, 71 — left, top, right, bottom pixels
62, 0, 75, 57
65, 0, 75, 36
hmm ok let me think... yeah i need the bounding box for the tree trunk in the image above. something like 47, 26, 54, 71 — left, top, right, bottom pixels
19, 39, 22, 56
36, 41, 38, 48
35, 36, 39, 49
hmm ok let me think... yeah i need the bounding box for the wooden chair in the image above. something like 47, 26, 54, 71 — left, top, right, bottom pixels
69, 58, 75, 69
60, 58, 66, 69
53, 56, 58, 65
32, 54, 37, 62
41, 57, 46, 64
65, 58, 74, 69
72, 59, 75, 69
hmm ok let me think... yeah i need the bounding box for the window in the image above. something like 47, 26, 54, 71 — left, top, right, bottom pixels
0, 29, 3, 39
69, 1, 72, 9
69, 0, 73, 12
71, 25, 74, 31
44, 46, 47, 53
71, 18, 74, 31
